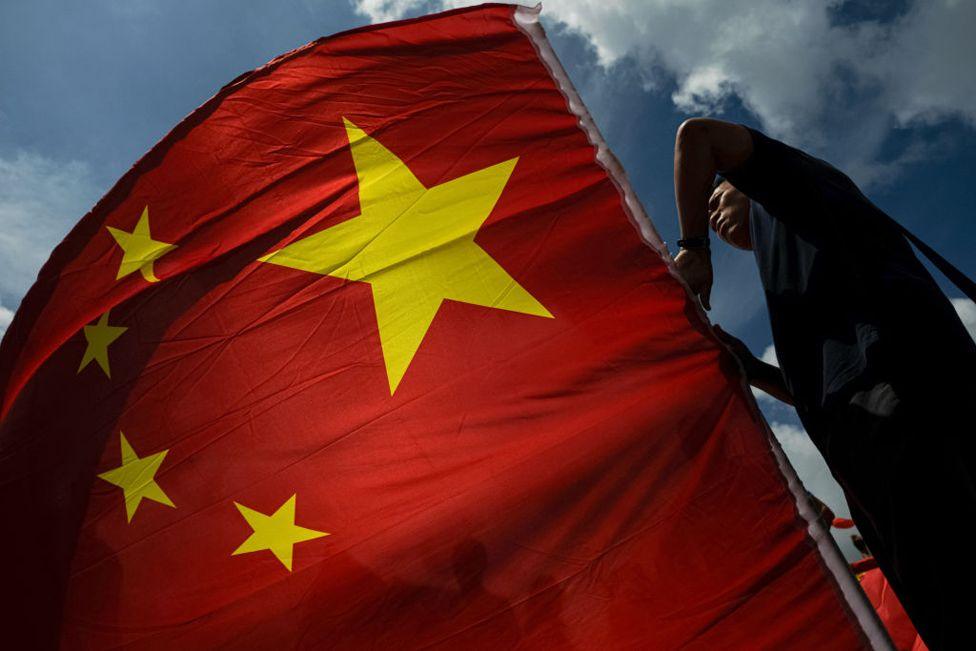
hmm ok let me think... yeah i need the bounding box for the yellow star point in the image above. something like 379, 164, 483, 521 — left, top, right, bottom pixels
97, 432, 174, 523
261, 118, 552, 393
77, 310, 127, 378
233, 495, 329, 571
107, 205, 176, 283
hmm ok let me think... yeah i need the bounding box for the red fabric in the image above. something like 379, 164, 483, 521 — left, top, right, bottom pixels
859, 568, 928, 651
852, 557, 880, 574
0, 5, 870, 649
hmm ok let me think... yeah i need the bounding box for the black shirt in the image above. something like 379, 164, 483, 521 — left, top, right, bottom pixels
723, 128, 976, 437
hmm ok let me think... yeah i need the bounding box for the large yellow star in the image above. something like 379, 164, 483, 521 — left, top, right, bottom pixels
107, 206, 176, 282
77, 310, 127, 378
233, 495, 329, 571
97, 432, 174, 522
261, 118, 552, 393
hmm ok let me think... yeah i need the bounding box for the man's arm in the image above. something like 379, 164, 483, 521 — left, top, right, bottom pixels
712, 326, 794, 406
672, 118, 754, 309
749, 359, 795, 406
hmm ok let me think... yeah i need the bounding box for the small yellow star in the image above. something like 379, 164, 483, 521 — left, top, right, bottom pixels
97, 432, 174, 522
77, 310, 127, 378
233, 494, 329, 571
106, 205, 176, 282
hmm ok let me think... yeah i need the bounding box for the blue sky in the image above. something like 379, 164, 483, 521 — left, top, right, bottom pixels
2, 0, 974, 559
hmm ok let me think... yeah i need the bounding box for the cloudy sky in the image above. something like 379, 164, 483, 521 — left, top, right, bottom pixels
2, 0, 974, 559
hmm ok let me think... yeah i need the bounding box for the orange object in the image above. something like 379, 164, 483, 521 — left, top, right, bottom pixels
860, 568, 928, 651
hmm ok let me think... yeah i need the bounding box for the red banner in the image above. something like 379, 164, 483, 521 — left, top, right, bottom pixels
0, 4, 884, 648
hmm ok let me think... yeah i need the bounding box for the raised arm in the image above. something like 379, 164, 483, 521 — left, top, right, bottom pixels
713, 326, 794, 406
748, 359, 795, 405
672, 118, 753, 309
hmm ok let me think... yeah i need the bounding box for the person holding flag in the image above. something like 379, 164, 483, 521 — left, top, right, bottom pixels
671, 117, 976, 649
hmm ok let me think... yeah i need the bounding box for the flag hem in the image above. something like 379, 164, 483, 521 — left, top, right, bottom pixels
512, 5, 894, 649
758, 410, 895, 649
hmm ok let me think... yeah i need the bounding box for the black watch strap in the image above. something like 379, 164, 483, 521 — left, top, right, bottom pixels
677, 236, 710, 250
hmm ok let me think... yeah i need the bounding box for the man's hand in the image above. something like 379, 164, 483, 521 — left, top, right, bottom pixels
712, 325, 795, 405
672, 119, 754, 311
712, 325, 759, 374
674, 248, 713, 310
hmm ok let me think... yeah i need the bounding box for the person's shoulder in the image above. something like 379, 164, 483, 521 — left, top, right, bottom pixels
719, 126, 795, 205
742, 127, 827, 173
743, 127, 855, 185
727, 125, 867, 211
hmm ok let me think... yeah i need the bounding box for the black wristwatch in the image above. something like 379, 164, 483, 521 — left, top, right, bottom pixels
676, 236, 710, 251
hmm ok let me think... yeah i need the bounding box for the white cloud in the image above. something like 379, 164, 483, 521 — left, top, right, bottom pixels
0, 301, 12, 340
751, 343, 779, 403
952, 297, 976, 342
351, 0, 976, 186
868, 1, 976, 129
352, 0, 429, 23
770, 420, 817, 464
0, 151, 98, 310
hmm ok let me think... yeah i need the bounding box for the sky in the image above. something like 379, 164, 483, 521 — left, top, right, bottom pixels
2, 0, 975, 561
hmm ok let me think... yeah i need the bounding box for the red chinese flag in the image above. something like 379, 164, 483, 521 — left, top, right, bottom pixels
0, 5, 886, 649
